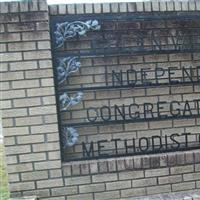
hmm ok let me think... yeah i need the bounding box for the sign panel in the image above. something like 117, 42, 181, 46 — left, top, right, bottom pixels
50, 12, 200, 161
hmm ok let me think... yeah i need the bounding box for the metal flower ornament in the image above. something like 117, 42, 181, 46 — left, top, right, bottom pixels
57, 57, 81, 85
54, 20, 101, 48
59, 92, 83, 111
54, 20, 101, 149
61, 127, 79, 148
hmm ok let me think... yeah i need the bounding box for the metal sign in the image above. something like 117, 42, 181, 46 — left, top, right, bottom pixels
50, 12, 200, 161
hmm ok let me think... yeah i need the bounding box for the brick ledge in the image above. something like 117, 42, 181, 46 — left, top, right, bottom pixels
62, 149, 200, 176
123, 189, 200, 200
10, 196, 37, 200
49, 0, 199, 15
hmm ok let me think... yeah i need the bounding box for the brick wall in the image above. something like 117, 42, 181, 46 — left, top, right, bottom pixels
0, 0, 63, 198
1, 0, 200, 199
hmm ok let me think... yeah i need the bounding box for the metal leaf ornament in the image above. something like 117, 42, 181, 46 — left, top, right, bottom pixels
61, 127, 79, 148
59, 92, 83, 111
57, 57, 81, 85
54, 20, 101, 48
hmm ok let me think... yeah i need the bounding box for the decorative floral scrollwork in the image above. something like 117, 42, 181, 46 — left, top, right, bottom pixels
54, 20, 101, 48
59, 91, 83, 111
57, 57, 81, 85
61, 127, 79, 148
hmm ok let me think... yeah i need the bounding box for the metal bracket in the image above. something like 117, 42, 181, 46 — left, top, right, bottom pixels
54, 20, 101, 48
61, 127, 79, 148
57, 57, 81, 85
59, 91, 83, 111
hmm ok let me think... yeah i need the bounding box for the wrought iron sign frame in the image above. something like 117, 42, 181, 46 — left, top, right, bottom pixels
50, 12, 200, 162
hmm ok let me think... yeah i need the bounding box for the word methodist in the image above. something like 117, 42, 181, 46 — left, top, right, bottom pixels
82, 132, 200, 159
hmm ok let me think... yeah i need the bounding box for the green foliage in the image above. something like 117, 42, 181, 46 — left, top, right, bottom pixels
0, 144, 9, 200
